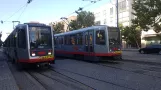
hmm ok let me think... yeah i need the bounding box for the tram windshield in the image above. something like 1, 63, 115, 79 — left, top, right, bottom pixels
29, 26, 52, 49
108, 27, 120, 46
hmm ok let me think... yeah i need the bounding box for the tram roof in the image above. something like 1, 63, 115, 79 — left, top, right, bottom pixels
54, 25, 117, 36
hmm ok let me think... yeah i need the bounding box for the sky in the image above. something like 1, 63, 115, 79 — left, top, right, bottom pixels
0, 0, 111, 41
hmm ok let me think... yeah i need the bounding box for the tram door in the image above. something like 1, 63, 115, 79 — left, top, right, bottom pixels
84, 30, 94, 56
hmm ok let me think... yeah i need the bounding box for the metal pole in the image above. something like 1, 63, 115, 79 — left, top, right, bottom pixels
12, 21, 20, 29
116, 0, 119, 28
13, 22, 15, 29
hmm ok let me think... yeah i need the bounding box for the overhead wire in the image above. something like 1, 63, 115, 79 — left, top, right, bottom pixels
54, 0, 101, 23
1, 0, 33, 23
4, 4, 27, 22
17, 4, 28, 21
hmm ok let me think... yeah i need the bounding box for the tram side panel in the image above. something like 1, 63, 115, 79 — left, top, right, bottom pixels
16, 27, 29, 63
54, 26, 122, 61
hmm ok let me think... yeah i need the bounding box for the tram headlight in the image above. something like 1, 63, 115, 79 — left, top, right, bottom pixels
48, 50, 52, 55
32, 53, 36, 56
48, 52, 51, 55
110, 49, 112, 52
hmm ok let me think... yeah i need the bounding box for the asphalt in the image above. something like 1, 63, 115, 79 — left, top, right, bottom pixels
122, 50, 161, 66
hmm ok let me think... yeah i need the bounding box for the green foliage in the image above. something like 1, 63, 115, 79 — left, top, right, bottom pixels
120, 24, 141, 48
69, 11, 95, 30
132, 0, 161, 33
69, 20, 81, 30
52, 22, 64, 34
0, 32, 2, 46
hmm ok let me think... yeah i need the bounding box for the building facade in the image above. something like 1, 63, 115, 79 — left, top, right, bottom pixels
93, 0, 134, 27
52, 16, 77, 33
141, 29, 161, 48
63, 16, 77, 32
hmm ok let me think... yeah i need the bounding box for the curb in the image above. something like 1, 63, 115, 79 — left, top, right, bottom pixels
119, 59, 161, 66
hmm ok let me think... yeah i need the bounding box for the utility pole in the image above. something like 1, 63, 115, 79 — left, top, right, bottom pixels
116, 0, 119, 28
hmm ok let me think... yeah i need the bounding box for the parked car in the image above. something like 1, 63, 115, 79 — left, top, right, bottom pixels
139, 44, 161, 54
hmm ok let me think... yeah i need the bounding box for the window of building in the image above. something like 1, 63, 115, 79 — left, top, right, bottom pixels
118, 0, 126, 12
95, 21, 101, 25
110, 7, 113, 15
96, 30, 106, 45
103, 10, 106, 17
122, 0, 126, 10
104, 19, 107, 24
110, 17, 113, 23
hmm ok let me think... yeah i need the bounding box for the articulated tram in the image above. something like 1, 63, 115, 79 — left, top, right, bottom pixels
3, 22, 55, 67
54, 25, 122, 62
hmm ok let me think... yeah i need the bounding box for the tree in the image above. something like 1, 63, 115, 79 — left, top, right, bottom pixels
52, 22, 64, 34
69, 20, 81, 30
120, 24, 141, 48
0, 32, 2, 47
69, 11, 95, 30
132, 0, 161, 33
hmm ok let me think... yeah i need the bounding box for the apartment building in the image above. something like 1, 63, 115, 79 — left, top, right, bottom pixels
93, 0, 134, 27
63, 16, 77, 32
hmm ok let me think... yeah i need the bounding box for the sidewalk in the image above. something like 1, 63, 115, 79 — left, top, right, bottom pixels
122, 48, 139, 51
0, 51, 19, 90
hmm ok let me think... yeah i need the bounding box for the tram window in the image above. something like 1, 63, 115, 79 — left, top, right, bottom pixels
96, 30, 105, 45
85, 35, 88, 45
62, 37, 64, 45
64, 36, 67, 45
67, 35, 70, 45
54, 37, 57, 45
59, 37, 61, 44
60, 37, 63, 45
18, 29, 26, 49
89, 34, 93, 45
57, 37, 59, 45
70, 35, 76, 45
61, 37, 63, 44
56, 37, 59, 45
77, 33, 83, 45
65, 35, 70, 45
